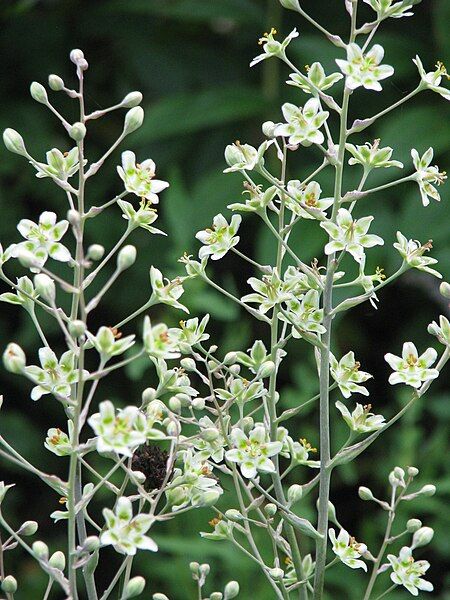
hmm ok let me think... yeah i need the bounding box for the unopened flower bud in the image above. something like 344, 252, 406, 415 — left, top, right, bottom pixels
389, 467, 406, 488
264, 503, 277, 517
407, 519, 422, 532
132, 471, 147, 485
32, 540, 49, 560
3, 128, 28, 156
87, 244, 105, 261
70, 49, 84, 64
201, 428, 219, 442
169, 396, 181, 412
268, 567, 284, 580
124, 107, 144, 134
229, 364, 241, 375
30, 81, 48, 104
210, 593, 223, 600
419, 484, 436, 497
189, 561, 200, 575
123, 576, 146, 598
18, 520, 38, 536
121, 91, 143, 108
34, 274, 56, 303
224, 581, 240, 599
287, 484, 303, 505
67, 209, 81, 227
191, 397, 205, 410
142, 387, 156, 404
153, 595, 169, 600
180, 358, 196, 371
199, 563, 210, 578
407, 466, 419, 477
77, 58, 89, 71
358, 486, 374, 501
1, 576, 17, 594
223, 352, 237, 365
439, 281, 450, 299
69, 122, 87, 141
262, 120, 278, 138
412, 526, 434, 549
3, 343, 26, 373
258, 360, 276, 378
117, 245, 137, 270
69, 320, 87, 338
49, 550, 66, 571
225, 509, 243, 522
17, 248, 40, 269
241, 416, 254, 432
166, 420, 180, 436
83, 536, 100, 552
279, 0, 300, 10
48, 74, 64, 91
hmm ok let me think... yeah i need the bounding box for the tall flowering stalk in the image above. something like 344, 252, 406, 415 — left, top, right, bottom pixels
0, 1, 448, 599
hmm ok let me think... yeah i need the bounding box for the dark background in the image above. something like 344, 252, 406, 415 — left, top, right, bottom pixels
0, 0, 449, 598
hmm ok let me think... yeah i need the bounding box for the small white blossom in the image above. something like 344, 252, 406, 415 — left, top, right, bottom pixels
336, 44, 394, 91
195, 214, 242, 260
117, 199, 165, 235
150, 266, 189, 313
428, 315, 450, 346
411, 148, 446, 207
86, 326, 135, 361
33, 147, 86, 180
335, 401, 385, 433
143, 317, 180, 361
88, 400, 148, 457
330, 351, 372, 398
250, 27, 299, 67
193, 416, 226, 463
274, 99, 329, 146
225, 426, 282, 478
364, 0, 415, 18
346, 140, 403, 170
224, 140, 271, 173
24, 348, 85, 401
242, 268, 301, 314
101, 496, 157, 555
169, 315, 210, 353
9, 211, 71, 272
216, 378, 266, 406
321, 208, 384, 263
287, 62, 343, 94
285, 181, 333, 219
393, 232, 441, 278
387, 547, 433, 596
284, 289, 326, 336
117, 151, 169, 204
0, 275, 38, 313
329, 528, 368, 571
385, 342, 439, 388
413, 56, 450, 101
44, 426, 72, 456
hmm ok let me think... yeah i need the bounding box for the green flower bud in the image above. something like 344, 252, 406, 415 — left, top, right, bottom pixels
189, 562, 200, 575
210, 593, 223, 600
268, 567, 284, 580
1, 576, 17, 593
199, 563, 210, 578
3, 343, 26, 373
3, 128, 28, 156
180, 357, 196, 371
48, 74, 64, 91
225, 509, 243, 522
264, 503, 278, 516
439, 281, 450, 299
132, 470, 146, 485
123, 576, 146, 598
258, 360, 276, 378
32, 540, 49, 560
153, 595, 170, 600
87, 244, 105, 261
124, 107, 144, 134
49, 550, 66, 571
83, 536, 100, 552
117, 245, 137, 270
69, 122, 87, 142
191, 397, 205, 410
169, 396, 181, 412
279, 0, 300, 9
420, 484, 436, 497
121, 91, 143, 108
201, 428, 219, 442
18, 520, 38, 536
224, 581, 240, 599
69, 320, 87, 338
287, 484, 303, 505
223, 352, 237, 365
142, 387, 157, 404
34, 274, 56, 303
30, 81, 48, 104
406, 519, 422, 532
412, 526, 434, 549
358, 486, 374, 501
407, 466, 419, 477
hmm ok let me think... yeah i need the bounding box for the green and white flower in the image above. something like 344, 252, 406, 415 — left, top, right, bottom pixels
287, 62, 343, 94
336, 44, 394, 91
9, 211, 71, 272
329, 528, 368, 571
193, 416, 226, 463
346, 140, 403, 171
225, 426, 282, 478
117, 151, 169, 204
33, 147, 86, 180
101, 496, 157, 555
364, 0, 415, 18
385, 342, 439, 388
227, 339, 277, 377
428, 315, 450, 346
387, 547, 433, 596
150, 266, 189, 313
0, 276, 38, 313
88, 400, 148, 457
224, 141, 271, 173
86, 326, 135, 361
284, 289, 326, 336
169, 315, 210, 353
143, 317, 180, 361
393, 232, 441, 278
216, 378, 266, 407
285, 181, 333, 219
321, 208, 384, 263
242, 268, 301, 314
250, 27, 298, 67
330, 351, 372, 398
24, 348, 85, 401
200, 517, 234, 541
195, 214, 242, 261
274, 99, 329, 146
335, 401, 385, 433
411, 148, 446, 207
228, 183, 278, 213
413, 56, 450, 101
117, 199, 165, 235
44, 425, 72, 456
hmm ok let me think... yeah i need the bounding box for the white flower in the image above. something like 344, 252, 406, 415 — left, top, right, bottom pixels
24, 348, 85, 401
117, 199, 165, 235
393, 232, 441, 278
335, 401, 385, 433
411, 148, 446, 207
168, 315, 210, 353
117, 151, 169, 204
274, 99, 329, 146
33, 147, 86, 180
336, 44, 394, 91
44, 426, 72, 456
143, 317, 180, 360
225, 426, 282, 478
195, 214, 242, 261
242, 268, 298, 314
88, 400, 148, 457
9, 211, 71, 272
428, 315, 450, 346
385, 342, 439, 388
285, 181, 333, 219
86, 326, 135, 361
250, 27, 298, 67
346, 140, 403, 170
224, 140, 271, 173
101, 497, 157, 555
193, 416, 226, 463
387, 547, 433, 596
150, 266, 188, 313
413, 56, 450, 101
364, 0, 415, 18
216, 378, 266, 406
321, 208, 384, 263
287, 62, 343, 94
330, 351, 372, 398
329, 529, 368, 571
0, 275, 38, 313
284, 289, 326, 336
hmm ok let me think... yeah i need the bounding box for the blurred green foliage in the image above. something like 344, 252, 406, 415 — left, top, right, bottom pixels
0, 0, 449, 598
